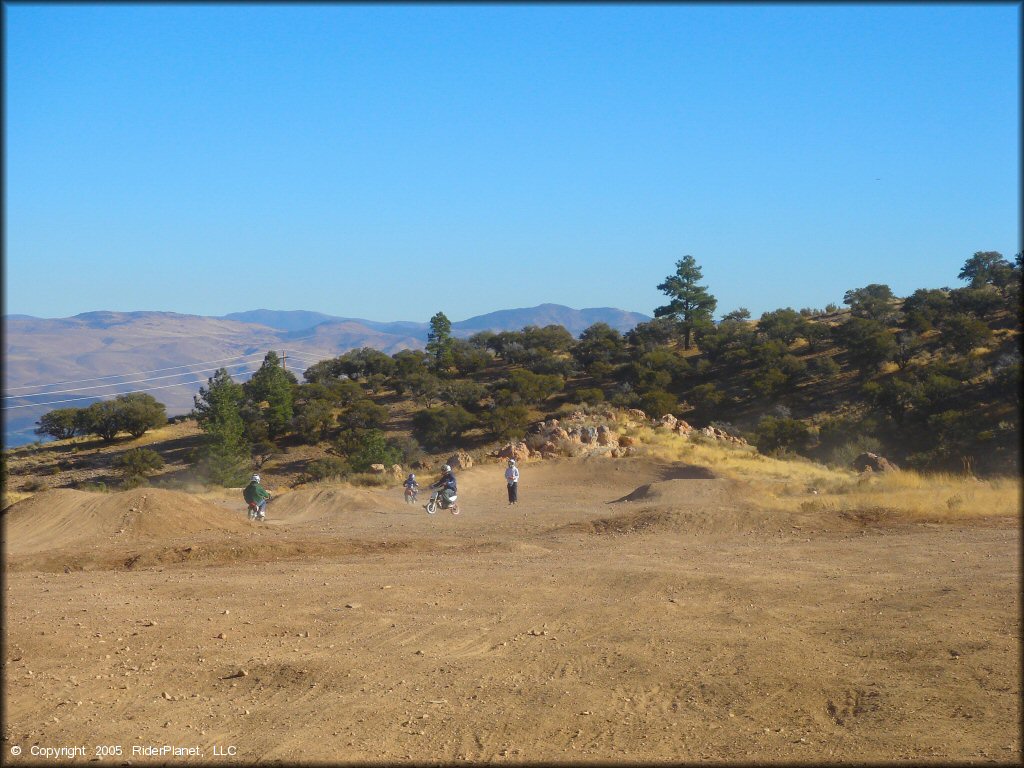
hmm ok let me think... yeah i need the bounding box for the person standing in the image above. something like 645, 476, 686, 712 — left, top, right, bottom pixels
505, 458, 520, 505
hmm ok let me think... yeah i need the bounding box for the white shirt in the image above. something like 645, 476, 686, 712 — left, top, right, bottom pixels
505, 465, 519, 483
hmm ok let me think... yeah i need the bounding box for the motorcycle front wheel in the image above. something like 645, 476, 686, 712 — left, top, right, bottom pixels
426, 499, 437, 515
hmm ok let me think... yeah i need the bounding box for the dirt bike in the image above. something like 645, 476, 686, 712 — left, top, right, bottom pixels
246, 496, 272, 521
425, 488, 460, 515
404, 486, 419, 504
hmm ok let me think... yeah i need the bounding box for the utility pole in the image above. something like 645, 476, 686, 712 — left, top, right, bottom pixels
281, 351, 286, 373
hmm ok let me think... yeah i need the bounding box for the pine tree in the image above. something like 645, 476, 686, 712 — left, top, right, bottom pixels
243, 351, 297, 438
654, 255, 718, 350
426, 311, 455, 372
192, 368, 249, 485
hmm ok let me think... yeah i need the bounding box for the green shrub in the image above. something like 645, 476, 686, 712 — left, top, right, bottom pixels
574, 387, 605, 405
113, 448, 164, 482
754, 416, 811, 455
346, 430, 403, 473
483, 404, 531, 441
412, 406, 476, 450
304, 457, 349, 482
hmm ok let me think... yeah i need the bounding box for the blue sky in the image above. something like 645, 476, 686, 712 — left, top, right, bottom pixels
4, 3, 1019, 323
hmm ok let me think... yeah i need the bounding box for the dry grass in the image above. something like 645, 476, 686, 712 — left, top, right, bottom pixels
620, 422, 1021, 521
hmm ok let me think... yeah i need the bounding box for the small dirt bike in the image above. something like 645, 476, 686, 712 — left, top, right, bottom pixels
404, 486, 419, 504
246, 496, 272, 521
425, 488, 460, 515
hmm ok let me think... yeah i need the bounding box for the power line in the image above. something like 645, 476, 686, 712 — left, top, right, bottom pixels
2, 361, 265, 400
3, 366, 265, 411
4, 352, 270, 393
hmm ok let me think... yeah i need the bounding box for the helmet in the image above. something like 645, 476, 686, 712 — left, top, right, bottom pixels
251, 474, 260, 483
443, 465, 452, 473
408, 473, 416, 480
508, 458, 516, 465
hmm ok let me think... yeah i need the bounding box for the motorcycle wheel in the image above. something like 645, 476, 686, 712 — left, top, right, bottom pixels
450, 503, 460, 515
426, 499, 436, 515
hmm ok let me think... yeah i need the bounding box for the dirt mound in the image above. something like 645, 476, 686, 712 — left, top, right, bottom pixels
559, 477, 784, 536
267, 485, 397, 526
3, 487, 251, 556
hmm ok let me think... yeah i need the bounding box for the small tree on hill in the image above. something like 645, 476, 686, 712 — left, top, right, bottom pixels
243, 352, 297, 439
958, 251, 1014, 291
116, 393, 167, 438
83, 400, 125, 442
654, 255, 718, 350
35, 408, 83, 440
843, 284, 896, 323
939, 313, 992, 354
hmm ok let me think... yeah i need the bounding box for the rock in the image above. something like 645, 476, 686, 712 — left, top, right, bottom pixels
657, 414, 677, 429
627, 408, 647, 421
597, 428, 618, 447
446, 450, 473, 470
369, 464, 386, 474
388, 464, 404, 480
216, 632, 226, 640
497, 442, 530, 462
852, 452, 899, 473
619, 435, 636, 447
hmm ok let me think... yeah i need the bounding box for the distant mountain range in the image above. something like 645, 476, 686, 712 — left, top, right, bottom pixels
2, 304, 649, 448
221, 303, 649, 338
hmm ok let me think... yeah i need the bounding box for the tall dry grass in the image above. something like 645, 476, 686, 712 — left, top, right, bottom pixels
619, 421, 1021, 520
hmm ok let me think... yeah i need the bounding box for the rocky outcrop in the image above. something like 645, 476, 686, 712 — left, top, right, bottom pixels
695, 425, 748, 445
497, 442, 532, 462
852, 452, 898, 473
447, 450, 474, 470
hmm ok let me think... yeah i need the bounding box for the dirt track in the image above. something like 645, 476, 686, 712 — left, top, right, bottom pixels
3, 458, 1020, 763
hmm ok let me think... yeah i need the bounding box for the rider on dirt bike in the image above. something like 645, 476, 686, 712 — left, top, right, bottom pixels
243, 473, 271, 521
431, 465, 457, 508
403, 473, 419, 502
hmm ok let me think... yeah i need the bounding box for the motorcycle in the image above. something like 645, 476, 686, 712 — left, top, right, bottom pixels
404, 486, 419, 504
246, 495, 272, 521
425, 488, 460, 515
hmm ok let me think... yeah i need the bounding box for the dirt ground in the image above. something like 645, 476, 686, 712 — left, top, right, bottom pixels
2, 457, 1020, 764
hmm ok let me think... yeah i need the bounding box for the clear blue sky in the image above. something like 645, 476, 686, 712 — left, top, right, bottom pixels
4, 3, 1019, 323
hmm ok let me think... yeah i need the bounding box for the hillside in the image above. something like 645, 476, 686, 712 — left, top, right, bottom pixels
2, 304, 650, 447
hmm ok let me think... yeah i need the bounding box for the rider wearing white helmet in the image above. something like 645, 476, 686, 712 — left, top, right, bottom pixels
432, 464, 458, 505
504, 457, 520, 505
243, 473, 271, 521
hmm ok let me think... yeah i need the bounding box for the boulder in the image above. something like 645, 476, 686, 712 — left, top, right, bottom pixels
597, 427, 618, 447
388, 464, 404, 480
618, 435, 636, 447
369, 464, 386, 474
656, 414, 678, 429
539, 440, 559, 457
497, 442, 531, 462
852, 452, 898, 473
627, 409, 647, 422
447, 450, 474, 470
